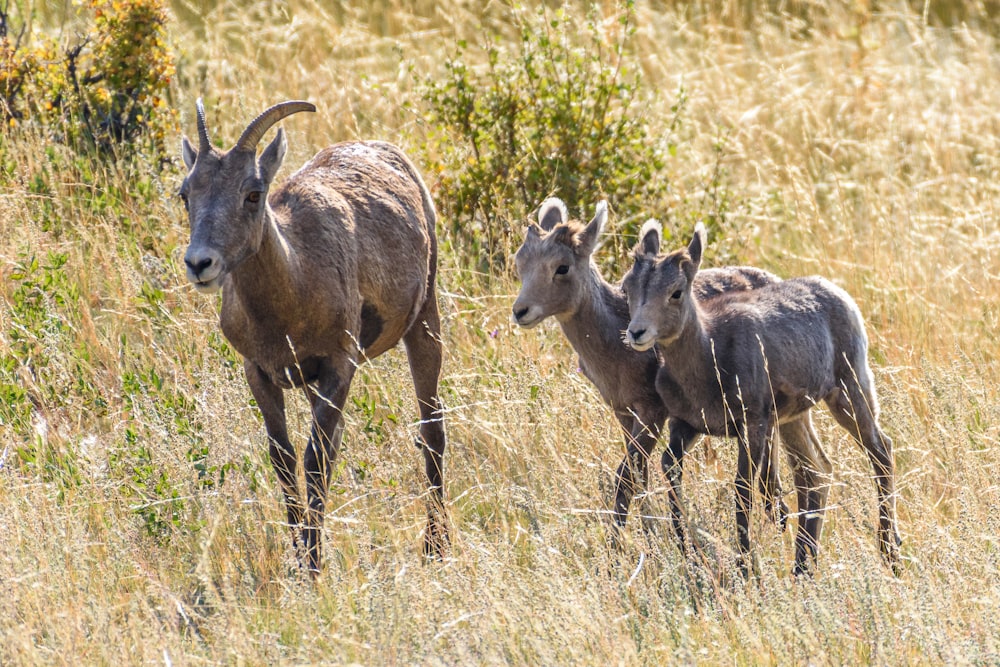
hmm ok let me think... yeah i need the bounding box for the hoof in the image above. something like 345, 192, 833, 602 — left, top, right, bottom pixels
777, 499, 790, 532
791, 562, 814, 578
881, 533, 903, 575
422, 513, 449, 560
607, 522, 628, 553
765, 498, 790, 532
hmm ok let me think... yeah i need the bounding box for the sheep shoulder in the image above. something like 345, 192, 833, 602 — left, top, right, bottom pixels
697, 276, 864, 420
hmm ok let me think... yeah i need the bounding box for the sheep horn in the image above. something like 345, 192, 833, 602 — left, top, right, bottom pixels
196, 98, 212, 154
235, 101, 317, 152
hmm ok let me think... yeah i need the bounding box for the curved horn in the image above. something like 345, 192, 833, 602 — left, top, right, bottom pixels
235, 101, 316, 152
196, 98, 212, 154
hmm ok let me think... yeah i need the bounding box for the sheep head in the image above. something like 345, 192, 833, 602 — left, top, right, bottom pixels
178, 99, 316, 293
622, 221, 705, 351
512, 199, 607, 327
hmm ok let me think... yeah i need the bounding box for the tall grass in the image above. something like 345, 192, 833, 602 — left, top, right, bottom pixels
1, 1, 999, 663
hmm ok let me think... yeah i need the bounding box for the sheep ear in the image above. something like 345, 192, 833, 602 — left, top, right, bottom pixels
537, 197, 568, 231
688, 222, 706, 270
637, 219, 662, 257
575, 200, 607, 256
258, 127, 287, 185
181, 136, 197, 170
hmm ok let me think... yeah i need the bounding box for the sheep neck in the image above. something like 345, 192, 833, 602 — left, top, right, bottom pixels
556, 263, 631, 372
654, 304, 731, 434
227, 207, 299, 325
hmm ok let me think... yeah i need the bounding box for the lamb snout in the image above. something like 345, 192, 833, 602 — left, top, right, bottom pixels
184, 245, 225, 292
511, 302, 542, 328
625, 324, 657, 351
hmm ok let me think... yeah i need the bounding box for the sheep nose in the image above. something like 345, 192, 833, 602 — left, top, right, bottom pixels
185, 255, 214, 276
628, 327, 646, 343
513, 306, 529, 322
183, 246, 223, 284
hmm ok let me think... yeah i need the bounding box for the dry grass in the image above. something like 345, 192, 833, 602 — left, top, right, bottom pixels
2, 1, 999, 664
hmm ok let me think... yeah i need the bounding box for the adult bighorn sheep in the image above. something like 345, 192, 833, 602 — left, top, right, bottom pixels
179, 100, 448, 573
623, 221, 901, 574
512, 198, 800, 552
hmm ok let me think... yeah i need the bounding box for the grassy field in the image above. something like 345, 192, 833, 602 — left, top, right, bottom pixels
2, 0, 1000, 664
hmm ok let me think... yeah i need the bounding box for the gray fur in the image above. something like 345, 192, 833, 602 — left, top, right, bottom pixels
511, 199, 786, 553
623, 222, 901, 574
179, 101, 448, 573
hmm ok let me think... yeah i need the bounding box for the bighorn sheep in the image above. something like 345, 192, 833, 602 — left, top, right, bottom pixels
179, 100, 448, 573
512, 198, 795, 551
623, 221, 901, 574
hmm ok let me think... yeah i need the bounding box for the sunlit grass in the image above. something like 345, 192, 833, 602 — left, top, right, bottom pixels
1, 1, 999, 664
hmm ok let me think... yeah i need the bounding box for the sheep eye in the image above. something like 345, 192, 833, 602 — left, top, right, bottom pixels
670, 290, 682, 300
555, 265, 569, 276
245, 191, 262, 205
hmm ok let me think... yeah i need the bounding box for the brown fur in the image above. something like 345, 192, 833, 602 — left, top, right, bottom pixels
180, 105, 447, 573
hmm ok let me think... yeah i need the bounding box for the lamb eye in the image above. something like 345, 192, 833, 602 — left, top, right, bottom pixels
670, 290, 682, 300
245, 191, 262, 205
555, 265, 569, 276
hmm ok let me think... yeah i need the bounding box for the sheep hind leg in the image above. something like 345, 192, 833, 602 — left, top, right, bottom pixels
779, 414, 832, 575
610, 410, 664, 543
403, 293, 449, 559
610, 424, 649, 542
827, 376, 901, 573
734, 436, 754, 579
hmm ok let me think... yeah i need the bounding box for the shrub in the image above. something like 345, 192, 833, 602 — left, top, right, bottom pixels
0, 0, 176, 158
413, 1, 670, 272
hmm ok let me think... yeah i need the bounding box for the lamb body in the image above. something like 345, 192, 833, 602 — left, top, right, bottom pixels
512, 199, 793, 548
624, 221, 900, 573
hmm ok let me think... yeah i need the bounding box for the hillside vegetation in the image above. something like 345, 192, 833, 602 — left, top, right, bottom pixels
1, 0, 999, 664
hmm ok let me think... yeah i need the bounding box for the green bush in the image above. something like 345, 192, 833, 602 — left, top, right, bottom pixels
414, 1, 670, 272
0, 0, 176, 157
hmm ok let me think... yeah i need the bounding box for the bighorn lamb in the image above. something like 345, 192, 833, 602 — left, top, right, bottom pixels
179, 100, 447, 572
623, 221, 900, 574
512, 198, 798, 550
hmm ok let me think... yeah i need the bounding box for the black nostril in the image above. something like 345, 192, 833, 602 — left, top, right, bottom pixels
514, 307, 529, 321
185, 255, 214, 276
629, 328, 646, 340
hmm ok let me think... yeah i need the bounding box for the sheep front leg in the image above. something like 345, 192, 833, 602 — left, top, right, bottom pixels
734, 418, 772, 577
758, 430, 789, 532
303, 360, 355, 574
662, 418, 701, 555
246, 362, 306, 565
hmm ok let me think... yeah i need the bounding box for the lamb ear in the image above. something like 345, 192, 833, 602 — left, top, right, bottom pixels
575, 200, 607, 257
537, 197, 568, 231
181, 136, 197, 170
637, 219, 662, 257
688, 222, 706, 270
